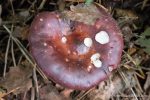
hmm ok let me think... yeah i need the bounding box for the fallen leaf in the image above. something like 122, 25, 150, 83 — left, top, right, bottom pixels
0, 61, 33, 98
62, 4, 101, 25
115, 8, 138, 20
86, 70, 136, 100
121, 25, 133, 43
13, 26, 29, 40
137, 27, 150, 55
19, 10, 29, 19
39, 84, 69, 100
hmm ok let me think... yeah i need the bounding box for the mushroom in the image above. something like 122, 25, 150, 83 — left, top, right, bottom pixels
28, 4, 123, 90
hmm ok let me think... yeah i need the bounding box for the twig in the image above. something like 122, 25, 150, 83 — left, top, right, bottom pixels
3, 25, 48, 81
0, 87, 20, 98
141, 0, 149, 10
38, 0, 47, 10
11, 39, 17, 67
123, 50, 145, 79
18, 54, 23, 65
20, 0, 26, 7
3, 36, 11, 77
118, 69, 138, 100
33, 67, 40, 100
9, 0, 15, 16
77, 88, 94, 100
134, 74, 143, 93
31, 87, 35, 100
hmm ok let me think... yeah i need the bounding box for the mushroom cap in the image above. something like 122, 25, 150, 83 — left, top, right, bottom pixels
28, 4, 123, 90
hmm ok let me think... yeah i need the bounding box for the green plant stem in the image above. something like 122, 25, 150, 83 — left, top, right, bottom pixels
85, 0, 93, 5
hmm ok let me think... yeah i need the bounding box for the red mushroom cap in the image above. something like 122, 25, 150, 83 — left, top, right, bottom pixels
28, 4, 123, 90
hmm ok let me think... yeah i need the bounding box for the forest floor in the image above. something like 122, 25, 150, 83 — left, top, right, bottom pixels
0, 0, 150, 100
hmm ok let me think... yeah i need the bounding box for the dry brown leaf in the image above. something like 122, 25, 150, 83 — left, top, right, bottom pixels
86, 70, 136, 100
127, 48, 137, 55
39, 84, 70, 100
62, 4, 101, 25
0, 61, 33, 98
19, 10, 29, 19
121, 25, 133, 43
115, 8, 138, 19
13, 26, 29, 40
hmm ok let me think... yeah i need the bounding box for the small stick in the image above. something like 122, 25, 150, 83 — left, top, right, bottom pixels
3, 36, 11, 77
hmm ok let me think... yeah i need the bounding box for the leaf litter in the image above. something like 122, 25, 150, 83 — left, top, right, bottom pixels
0, 0, 150, 100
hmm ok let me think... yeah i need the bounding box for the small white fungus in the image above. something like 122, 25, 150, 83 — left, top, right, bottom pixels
90, 53, 102, 68
84, 38, 93, 47
90, 53, 100, 61
92, 60, 102, 68
61, 36, 67, 44
95, 31, 110, 44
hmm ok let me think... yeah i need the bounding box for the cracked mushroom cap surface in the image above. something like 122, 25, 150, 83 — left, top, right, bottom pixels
28, 4, 123, 90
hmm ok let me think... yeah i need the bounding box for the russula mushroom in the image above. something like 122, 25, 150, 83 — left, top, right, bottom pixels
28, 4, 123, 90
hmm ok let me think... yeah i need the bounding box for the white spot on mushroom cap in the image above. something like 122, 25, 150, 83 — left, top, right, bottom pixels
61, 36, 67, 44
87, 65, 92, 72
67, 50, 71, 54
90, 53, 102, 68
47, 23, 50, 27
90, 53, 100, 61
40, 18, 43, 22
73, 52, 77, 55
108, 66, 113, 72
43, 42, 47, 46
95, 31, 110, 44
44, 50, 47, 53
65, 58, 69, 62
92, 60, 102, 68
84, 38, 93, 47
58, 18, 61, 22
56, 14, 59, 18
